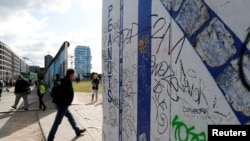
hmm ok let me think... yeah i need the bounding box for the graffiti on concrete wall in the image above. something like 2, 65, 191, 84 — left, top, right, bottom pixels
239, 30, 250, 91
172, 115, 206, 141
103, 0, 250, 141
216, 55, 250, 117
44, 41, 68, 89
176, 0, 209, 37
102, 1, 120, 141
159, 0, 250, 124
194, 18, 236, 67
161, 0, 182, 12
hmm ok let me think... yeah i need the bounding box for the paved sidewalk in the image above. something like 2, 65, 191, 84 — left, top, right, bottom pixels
70, 102, 103, 141
0, 86, 103, 141
38, 92, 103, 141
0, 86, 44, 141
0, 86, 38, 113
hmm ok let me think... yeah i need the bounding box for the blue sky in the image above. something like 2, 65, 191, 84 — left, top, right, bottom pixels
0, 0, 102, 73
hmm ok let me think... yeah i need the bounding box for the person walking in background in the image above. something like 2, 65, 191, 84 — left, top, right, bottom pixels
91, 74, 99, 102
37, 79, 47, 111
5, 79, 9, 92
54, 73, 60, 85
34, 80, 38, 87
0, 77, 4, 101
11, 75, 29, 110
29, 79, 32, 86
47, 69, 86, 141
9, 78, 13, 87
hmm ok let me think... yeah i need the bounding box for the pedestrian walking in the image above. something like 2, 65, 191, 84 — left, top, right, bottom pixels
47, 69, 86, 141
54, 73, 60, 85
37, 79, 47, 111
5, 79, 9, 92
0, 77, 4, 101
91, 74, 100, 102
11, 75, 30, 110
9, 78, 13, 87
34, 80, 38, 87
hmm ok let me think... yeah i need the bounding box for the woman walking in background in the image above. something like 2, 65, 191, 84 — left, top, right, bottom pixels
91, 74, 99, 102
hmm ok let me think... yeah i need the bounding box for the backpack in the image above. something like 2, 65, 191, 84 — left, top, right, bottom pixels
39, 84, 46, 95
50, 83, 61, 103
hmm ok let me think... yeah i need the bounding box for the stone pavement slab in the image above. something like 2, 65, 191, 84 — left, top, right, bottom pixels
0, 86, 38, 113
0, 86, 45, 141
38, 108, 95, 141
38, 92, 99, 141
70, 103, 102, 141
0, 87, 102, 141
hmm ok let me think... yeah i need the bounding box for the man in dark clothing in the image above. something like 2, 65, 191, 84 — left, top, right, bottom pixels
47, 69, 86, 141
11, 75, 29, 110
54, 73, 60, 85
0, 77, 4, 101
53, 75, 73, 106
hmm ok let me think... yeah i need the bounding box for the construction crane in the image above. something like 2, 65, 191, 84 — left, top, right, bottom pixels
70, 55, 74, 68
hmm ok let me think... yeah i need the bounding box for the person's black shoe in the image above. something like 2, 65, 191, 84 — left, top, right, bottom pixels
75, 129, 87, 136
11, 106, 16, 109
24, 108, 28, 111
43, 106, 47, 111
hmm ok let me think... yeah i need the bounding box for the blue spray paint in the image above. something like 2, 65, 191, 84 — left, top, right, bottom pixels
160, 0, 250, 124
107, 4, 113, 103
119, 0, 124, 140
137, 0, 152, 140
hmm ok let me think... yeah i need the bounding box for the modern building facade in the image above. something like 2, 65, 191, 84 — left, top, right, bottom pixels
74, 46, 92, 79
44, 54, 53, 69
0, 41, 23, 81
20, 59, 29, 73
29, 65, 40, 73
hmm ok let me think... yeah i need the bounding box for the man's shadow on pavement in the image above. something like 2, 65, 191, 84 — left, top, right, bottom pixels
85, 101, 102, 106
70, 134, 85, 141
0, 102, 41, 140
95, 102, 102, 106
85, 101, 96, 105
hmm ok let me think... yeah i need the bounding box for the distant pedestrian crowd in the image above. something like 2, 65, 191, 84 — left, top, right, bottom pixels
0, 74, 47, 112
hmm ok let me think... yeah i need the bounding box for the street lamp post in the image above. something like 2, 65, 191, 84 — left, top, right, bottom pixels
23, 57, 34, 66
70, 56, 74, 68
22, 57, 36, 73
20, 59, 21, 73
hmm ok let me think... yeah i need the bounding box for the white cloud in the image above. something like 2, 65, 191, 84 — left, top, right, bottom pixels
0, 11, 48, 41
29, 0, 71, 14
0, 7, 51, 67
0, 0, 70, 41
0, 0, 102, 73
10, 31, 65, 66
75, 0, 102, 11
0, 0, 71, 14
66, 23, 102, 73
